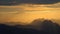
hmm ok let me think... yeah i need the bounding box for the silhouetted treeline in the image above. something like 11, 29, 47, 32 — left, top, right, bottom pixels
0, 19, 60, 34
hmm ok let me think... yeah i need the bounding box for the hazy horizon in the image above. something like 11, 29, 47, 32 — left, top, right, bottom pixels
0, 2, 60, 25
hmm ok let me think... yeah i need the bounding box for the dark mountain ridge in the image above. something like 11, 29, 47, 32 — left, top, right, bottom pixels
0, 19, 60, 34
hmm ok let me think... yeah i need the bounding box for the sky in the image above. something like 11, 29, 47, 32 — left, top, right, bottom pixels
0, 0, 60, 5
0, 0, 60, 24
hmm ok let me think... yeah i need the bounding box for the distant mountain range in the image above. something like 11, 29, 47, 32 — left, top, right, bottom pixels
0, 18, 59, 34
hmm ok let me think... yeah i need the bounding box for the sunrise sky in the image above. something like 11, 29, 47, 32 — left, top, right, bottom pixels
0, 0, 60, 24
0, 3, 60, 22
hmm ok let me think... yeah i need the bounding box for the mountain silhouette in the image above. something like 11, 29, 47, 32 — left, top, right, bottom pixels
0, 18, 59, 34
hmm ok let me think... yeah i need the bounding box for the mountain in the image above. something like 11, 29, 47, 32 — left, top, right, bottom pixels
28, 18, 59, 34
0, 18, 59, 34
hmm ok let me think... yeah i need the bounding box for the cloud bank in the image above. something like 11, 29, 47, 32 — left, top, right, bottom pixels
0, 0, 60, 5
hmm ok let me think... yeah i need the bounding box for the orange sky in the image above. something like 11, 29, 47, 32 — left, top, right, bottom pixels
0, 3, 60, 24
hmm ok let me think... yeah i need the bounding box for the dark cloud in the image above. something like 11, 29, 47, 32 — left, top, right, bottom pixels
0, 0, 60, 5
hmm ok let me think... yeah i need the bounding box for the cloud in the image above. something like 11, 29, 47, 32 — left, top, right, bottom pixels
0, 0, 60, 5
0, 4, 60, 23
43, 2, 60, 8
